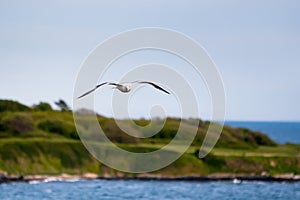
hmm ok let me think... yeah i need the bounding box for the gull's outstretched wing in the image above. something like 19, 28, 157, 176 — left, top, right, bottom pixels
77, 82, 120, 99
136, 81, 170, 94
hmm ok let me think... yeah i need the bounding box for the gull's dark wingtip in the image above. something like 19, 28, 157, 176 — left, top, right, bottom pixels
162, 89, 170, 95
158, 87, 170, 95
76, 87, 97, 99
138, 81, 171, 95
76, 94, 86, 99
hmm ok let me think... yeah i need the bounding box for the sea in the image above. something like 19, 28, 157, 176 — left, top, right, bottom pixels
0, 179, 299, 200
224, 121, 300, 144
1, 121, 300, 199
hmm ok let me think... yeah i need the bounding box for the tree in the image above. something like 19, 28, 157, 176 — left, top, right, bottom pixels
55, 99, 70, 111
33, 102, 52, 111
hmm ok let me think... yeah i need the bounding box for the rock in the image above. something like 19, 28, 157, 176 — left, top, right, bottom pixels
274, 173, 294, 179
0, 170, 8, 177
24, 175, 48, 181
270, 160, 276, 167
59, 173, 80, 180
261, 171, 269, 176
103, 173, 112, 178
116, 172, 125, 178
137, 173, 163, 179
293, 175, 300, 180
82, 173, 98, 179
207, 173, 236, 179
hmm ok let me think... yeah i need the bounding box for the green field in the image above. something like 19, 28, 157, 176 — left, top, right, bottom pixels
0, 100, 299, 176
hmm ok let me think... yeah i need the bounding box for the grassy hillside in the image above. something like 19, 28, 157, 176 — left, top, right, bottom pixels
0, 100, 299, 176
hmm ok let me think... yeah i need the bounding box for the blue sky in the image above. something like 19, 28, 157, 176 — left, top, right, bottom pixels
0, 0, 299, 121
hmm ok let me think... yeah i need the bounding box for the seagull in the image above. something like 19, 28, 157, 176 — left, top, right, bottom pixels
77, 81, 170, 99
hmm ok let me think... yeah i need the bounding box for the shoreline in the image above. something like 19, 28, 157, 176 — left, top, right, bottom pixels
1, 173, 300, 184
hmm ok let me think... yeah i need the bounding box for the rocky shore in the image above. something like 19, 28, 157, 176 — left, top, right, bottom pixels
1, 173, 300, 184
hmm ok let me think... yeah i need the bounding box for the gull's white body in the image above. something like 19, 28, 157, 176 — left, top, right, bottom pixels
115, 84, 131, 93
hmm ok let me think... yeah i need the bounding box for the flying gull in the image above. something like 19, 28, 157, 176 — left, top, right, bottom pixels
77, 81, 170, 99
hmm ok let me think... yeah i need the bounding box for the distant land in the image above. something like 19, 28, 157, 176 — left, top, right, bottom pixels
0, 99, 300, 183
225, 121, 300, 144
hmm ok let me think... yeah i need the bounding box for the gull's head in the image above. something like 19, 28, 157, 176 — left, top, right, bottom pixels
125, 85, 131, 92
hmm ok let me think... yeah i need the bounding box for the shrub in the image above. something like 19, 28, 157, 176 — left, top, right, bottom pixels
1, 113, 34, 134
33, 102, 52, 111
38, 120, 79, 139
252, 131, 277, 146
195, 150, 226, 169
101, 120, 139, 143
0, 100, 31, 112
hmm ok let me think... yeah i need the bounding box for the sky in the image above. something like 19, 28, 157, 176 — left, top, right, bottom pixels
0, 0, 299, 121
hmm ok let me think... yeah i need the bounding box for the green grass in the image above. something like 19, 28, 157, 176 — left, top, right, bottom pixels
0, 138, 100, 175
212, 144, 300, 157
0, 138, 299, 176
0, 99, 299, 176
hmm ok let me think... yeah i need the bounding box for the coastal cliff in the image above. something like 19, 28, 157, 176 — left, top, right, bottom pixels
0, 100, 299, 183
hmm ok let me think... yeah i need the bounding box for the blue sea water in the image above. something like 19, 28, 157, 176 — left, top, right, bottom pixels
0, 180, 299, 200
225, 121, 300, 144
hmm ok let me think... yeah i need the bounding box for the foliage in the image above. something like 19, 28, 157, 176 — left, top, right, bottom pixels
99, 120, 139, 143
196, 150, 226, 169
1, 99, 297, 176
0, 139, 99, 174
38, 119, 79, 139
0, 100, 31, 112
55, 99, 70, 111
0, 113, 34, 134
33, 102, 52, 111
